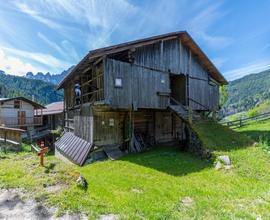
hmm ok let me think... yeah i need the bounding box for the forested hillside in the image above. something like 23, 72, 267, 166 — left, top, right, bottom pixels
221, 69, 270, 117
0, 72, 63, 105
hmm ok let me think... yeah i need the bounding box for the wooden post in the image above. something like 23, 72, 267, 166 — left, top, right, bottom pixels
212, 110, 217, 121
4, 130, 7, 154
41, 109, 43, 125
188, 106, 193, 124
40, 153, 44, 166
129, 109, 135, 152
38, 147, 48, 166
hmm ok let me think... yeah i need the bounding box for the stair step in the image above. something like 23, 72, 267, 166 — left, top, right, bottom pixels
169, 104, 201, 121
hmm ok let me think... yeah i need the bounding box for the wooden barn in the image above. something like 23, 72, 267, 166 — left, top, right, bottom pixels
55, 31, 227, 165
31, 101, 64, 143
37, 101, 64, 131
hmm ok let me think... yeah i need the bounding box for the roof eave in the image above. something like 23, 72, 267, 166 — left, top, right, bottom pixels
58, 30, 228, 87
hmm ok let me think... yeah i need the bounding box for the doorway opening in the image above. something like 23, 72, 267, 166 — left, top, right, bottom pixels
170, 74, 186, 105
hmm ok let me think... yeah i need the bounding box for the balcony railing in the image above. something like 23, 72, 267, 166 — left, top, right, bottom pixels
0, 116, 43, 127
64, 118, 74, 132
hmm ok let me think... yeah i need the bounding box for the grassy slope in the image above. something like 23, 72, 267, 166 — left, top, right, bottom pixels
236, 118, 270, 143
1, 122, 270, 219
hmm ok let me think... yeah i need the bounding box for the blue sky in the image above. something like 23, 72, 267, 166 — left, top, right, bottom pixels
0, 0, 269, 81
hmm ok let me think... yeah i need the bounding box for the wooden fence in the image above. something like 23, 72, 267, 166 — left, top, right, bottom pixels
221, 111, 270, 128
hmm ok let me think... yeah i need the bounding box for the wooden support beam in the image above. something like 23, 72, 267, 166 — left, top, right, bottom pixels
93, 56, 104, 66
82, 66, 92, 74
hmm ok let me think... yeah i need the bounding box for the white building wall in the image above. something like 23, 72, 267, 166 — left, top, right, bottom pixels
0, 99, 35, 126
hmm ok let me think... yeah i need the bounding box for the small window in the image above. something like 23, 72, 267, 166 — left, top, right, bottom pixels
14, 100, 20, 109
114, 78, 123, 88
109, 118, 114, 126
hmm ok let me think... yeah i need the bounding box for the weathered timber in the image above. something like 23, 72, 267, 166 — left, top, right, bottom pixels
56, 31, 227, 165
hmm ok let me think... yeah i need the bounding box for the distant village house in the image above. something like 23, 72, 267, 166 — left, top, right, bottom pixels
0, 97, 45, 147
0, 97, 44, 129
36, 101, 64, 131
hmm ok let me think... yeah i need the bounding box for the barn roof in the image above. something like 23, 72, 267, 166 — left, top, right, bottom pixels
39, 101, 64, 116
58, 31, 227, 89
55, 132, 92, 166
0, 97, 45, 109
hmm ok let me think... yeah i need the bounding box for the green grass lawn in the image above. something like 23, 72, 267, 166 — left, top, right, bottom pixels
236, 119, 270, 143
1, 121, 270, 219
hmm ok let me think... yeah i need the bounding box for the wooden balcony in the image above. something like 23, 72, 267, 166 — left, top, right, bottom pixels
0, 116, 43, 127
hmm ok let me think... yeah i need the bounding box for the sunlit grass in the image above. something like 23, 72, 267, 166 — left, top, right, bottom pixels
1, 121, 270, 219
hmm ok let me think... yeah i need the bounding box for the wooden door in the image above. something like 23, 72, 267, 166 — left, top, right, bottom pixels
18, 111, 26, 126
155, 112, 174, 143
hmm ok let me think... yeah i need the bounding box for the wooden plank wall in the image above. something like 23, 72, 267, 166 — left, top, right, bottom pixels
91, 109, 183, 147
73, 115, 93, 143
104, 58, 170, 110
72, 103, 93, 143
133, 38, 189, 74
93, 111, 125, 146
155, 112, 183, 143
132, 38, 220, 111
64, 83, 74, 109
133, 111, 155, 143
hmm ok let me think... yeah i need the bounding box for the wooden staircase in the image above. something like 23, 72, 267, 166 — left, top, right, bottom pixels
169, 97, 201, 122
169, 104, 189, 121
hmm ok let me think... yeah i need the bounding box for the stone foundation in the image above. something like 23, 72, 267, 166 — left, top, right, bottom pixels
186, 125, 212, 159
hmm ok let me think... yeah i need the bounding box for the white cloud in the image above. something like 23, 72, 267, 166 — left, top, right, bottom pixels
38, 32, 64, 56
14, 0, 138, 49
225, 60, 270, 81
0, 49, 39, 76
212, 57, 227, 69
38, 32, 80, 62
13, 1, 84, 43
2, 47, 72, 69
188, 2, 233, 49
14, 2, 64, 31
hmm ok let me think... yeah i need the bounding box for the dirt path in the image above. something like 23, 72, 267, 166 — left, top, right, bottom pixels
0, 189, 86, 220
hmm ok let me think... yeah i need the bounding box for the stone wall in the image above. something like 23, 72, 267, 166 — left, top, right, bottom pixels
186, 125, 212, 159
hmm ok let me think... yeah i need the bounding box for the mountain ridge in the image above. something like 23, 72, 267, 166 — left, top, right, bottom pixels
0, 72, 63, 105
221, 69, 270, 117
25, 65, 74, 84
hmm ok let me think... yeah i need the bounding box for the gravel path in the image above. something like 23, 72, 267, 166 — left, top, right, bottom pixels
0, 189, 86, 220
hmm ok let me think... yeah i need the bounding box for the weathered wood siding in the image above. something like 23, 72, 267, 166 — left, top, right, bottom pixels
64, 37, 220, 119
133, 38, 190, 74
64, 82, 74, 110
92, 109, 183, 146
74, 115, 93, 143
72, 104, 93, 143
155, 112, 183, 143
132, 38, 220, 110
104, 58, 170, 109
93, 111, 125, 146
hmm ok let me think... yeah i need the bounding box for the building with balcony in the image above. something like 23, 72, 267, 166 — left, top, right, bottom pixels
55, 31, 227, 165
0, 97, 45, 129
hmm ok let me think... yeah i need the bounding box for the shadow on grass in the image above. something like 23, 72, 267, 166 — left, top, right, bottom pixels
0, 155, 8, 159
120, 145, 212, 176
237, 130, 270, 143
